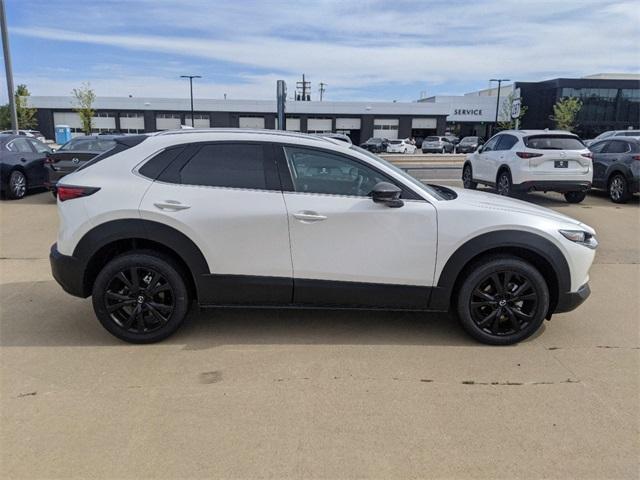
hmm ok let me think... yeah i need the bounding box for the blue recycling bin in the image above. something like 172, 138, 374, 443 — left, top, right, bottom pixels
55, 125, 72, 145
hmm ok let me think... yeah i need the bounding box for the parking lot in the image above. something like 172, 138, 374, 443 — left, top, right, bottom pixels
1, 177, 639, 478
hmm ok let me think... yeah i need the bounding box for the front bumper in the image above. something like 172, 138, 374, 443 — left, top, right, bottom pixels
555, 283, 591, 313
50, 243, 88, 298
515, 180, 592, 193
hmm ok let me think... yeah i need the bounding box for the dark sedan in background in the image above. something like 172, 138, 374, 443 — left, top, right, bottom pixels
0, 134, 52, 199
455, 136, 484, 154
589, 137, 640, 203
359, 137, 389, 153
45, 135, 118, 190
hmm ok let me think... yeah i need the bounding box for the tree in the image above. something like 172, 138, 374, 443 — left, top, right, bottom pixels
550, 97, 582, 132
497, 92, 528, 130
72, 82, 96, 134
15, 84, 38, 129
0, 84, 38, 130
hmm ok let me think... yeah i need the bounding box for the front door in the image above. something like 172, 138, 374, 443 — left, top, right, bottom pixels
139, 142, 293, 305
278, 145, 438, 309
474, 135, 501, 182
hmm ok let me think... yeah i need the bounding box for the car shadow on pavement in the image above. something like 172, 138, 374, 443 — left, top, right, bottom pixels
0, 279, 530, 349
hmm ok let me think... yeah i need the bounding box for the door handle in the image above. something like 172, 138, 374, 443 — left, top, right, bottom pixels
154, 200, 191, 211
293, 211, 327, 222
20, 158, 26, 162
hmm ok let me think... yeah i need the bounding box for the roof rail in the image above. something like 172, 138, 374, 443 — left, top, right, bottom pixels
153, 127, 333, 143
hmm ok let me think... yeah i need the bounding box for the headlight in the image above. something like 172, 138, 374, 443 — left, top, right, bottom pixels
559, 230, 598, 249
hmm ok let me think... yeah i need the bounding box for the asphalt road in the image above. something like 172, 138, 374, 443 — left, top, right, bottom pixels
1, 184, 639, 479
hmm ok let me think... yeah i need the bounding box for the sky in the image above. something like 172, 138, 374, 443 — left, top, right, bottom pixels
3, 0, 640, 103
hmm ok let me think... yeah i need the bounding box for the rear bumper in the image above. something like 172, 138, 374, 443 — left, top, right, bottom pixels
50, 243, 88, 298
46, 167, 71, 190
515, 180, 592, 193
555, 283, 590, 313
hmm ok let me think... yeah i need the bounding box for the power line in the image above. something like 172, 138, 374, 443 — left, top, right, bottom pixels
296, 74, 311, 101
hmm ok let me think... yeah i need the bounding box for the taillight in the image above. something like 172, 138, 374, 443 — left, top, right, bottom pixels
581, 152, 592, 159
516, 152, 543, 159
56, 185, 100, 202
633, 155, 640, 161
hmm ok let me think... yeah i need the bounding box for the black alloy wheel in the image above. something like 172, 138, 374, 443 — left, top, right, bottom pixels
92, 252, 189, 343
8, 170, 27, 199
457, 256, 549, 345
496, 171, 511, 196
564, 191, 587, 203
462, 164, 477, 189
608, 174, 630, 203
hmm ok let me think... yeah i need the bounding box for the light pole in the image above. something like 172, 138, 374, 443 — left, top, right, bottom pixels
180, 75, 201, 127
0, 0, 18, 133
490, 78, 509, 135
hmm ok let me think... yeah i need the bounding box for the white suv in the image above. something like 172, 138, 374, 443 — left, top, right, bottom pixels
50, 129, 596, 345
462, 130, 593, 203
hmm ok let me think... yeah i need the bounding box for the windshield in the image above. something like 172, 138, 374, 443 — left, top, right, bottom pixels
59, 138, 117, 152
424, 136, 439, 142
524, 135, 585, 150
349, 145, 444, 200
460, 137, 478, 143
388, 140, 402, 144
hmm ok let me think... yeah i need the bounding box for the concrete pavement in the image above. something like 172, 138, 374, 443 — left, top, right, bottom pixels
1, 185, 638, 479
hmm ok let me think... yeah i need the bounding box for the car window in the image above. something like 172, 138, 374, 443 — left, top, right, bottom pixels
604, 140, 631, 154
139, 146, 186, 180
179, 143, 273, 190
424, 136, 439, 142
589, 141, 608, 154
524, 135, 584, 150
496, 134, 518, 151
482, 136, 500, 152
9, 138, 33, 153
27, 139, 50, 153
620, 131, 640, 137
284, 146, 395, 197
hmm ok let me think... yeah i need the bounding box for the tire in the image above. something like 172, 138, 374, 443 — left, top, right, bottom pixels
92, 251, 190, 343
456, 256, 549, 345
496, 170, 512, 196
7, 170, 27, 199
564, 191, 586, 203
608, 173, 630, 203
462, 164, 477, 189
441, 147, 446, 154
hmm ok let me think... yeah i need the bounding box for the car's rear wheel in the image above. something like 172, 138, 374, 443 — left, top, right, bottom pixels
92, 251, 190, 343
441, 147, 446, 154
496, 170, 511, 196
7, 170, 27, 199
462, 164, 477, 189
564, 191, 586, 203
608, 173, 630, 203
456, 256, 549, 345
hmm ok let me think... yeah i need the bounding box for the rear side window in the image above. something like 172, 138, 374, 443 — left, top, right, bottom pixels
589, 141, 608, 154
77, 135, 148, 171
139, 146, 185, 180
8, 138, 33, 153
604, 141, 631, 154
496, 134, 518, 151
524, 135, 584, 150
179, 143, 276, 190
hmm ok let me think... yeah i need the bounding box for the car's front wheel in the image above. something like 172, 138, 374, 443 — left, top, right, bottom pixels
608, 173, 630, 203
564, 191, 586, 203
92, 251, 190, 343
496, 170, 512, 196
456, 256, 549, 345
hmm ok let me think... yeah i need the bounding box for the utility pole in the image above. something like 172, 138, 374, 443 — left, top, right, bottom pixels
180, 75, 201, 126
319, 82, 326, 101
296, 74, 311, 101
0, 0, 18, 133
490, 78, 509, 135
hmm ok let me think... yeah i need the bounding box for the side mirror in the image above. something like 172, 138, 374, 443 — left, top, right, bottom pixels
371, 182, 403, 208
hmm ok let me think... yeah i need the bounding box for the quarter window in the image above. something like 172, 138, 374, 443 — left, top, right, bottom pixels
283, 146, 395, 197
179, 143, 273, 190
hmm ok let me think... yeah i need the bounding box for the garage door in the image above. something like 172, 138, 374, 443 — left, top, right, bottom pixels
285, 117, 301, 131
411, 118, 437, 129
53, 112, 84, 136
336, 118, 361, 130
239, 117, 265, 129
156, 114, 181, 130
307, 118, 332, 133
373, 118, 399, 140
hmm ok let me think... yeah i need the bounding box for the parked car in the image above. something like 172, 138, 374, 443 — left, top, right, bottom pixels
0, 134, 51, 199
45, 135, 119, 190
386, 138, 417, 154
584, 129, 640, 146
588, 137, 640, 203
50, 129, 595, 346
444, 135, 460, 146
462, 130, 592, 203
422, 136, 455, 153
456, 136, 484, 154
0, 129, 46, 142
359, 137, 388, 153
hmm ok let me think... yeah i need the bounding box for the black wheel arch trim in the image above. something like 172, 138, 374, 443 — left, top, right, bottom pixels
72, 219, 210, 297
429, 230, 571, 313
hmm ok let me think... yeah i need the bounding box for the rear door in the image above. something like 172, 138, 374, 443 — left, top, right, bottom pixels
589, 140, 610, 188
139, 142, 293, 305
25, 139, 51, 186
9, 138, 43, 185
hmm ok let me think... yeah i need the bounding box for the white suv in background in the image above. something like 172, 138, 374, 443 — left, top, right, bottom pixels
462, 130, 593, 203
50, 129, 596, 345
386, 138, 417, 154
